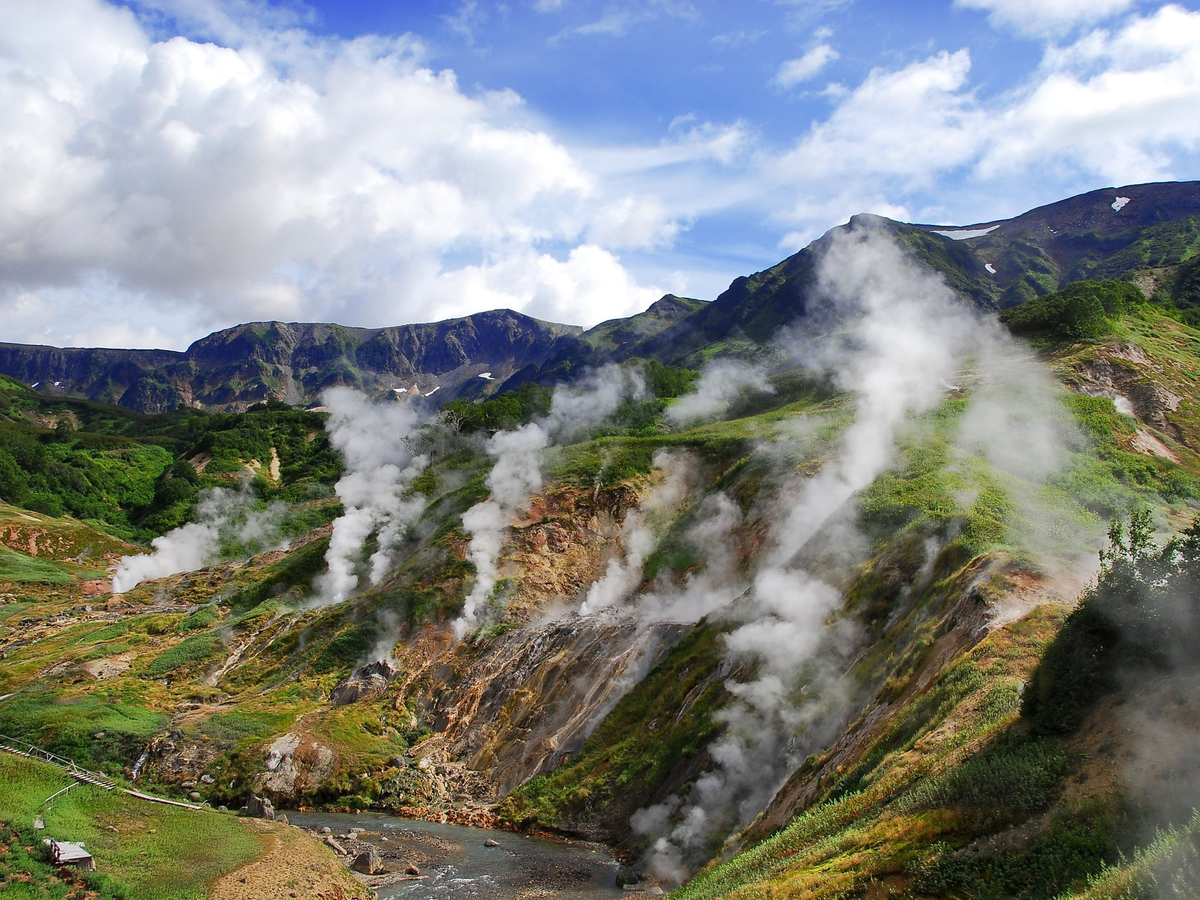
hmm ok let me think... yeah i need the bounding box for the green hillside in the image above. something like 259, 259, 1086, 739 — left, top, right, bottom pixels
4, 186, 1200, 899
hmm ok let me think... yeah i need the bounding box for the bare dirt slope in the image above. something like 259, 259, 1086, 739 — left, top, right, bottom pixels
209, 819, 370, 900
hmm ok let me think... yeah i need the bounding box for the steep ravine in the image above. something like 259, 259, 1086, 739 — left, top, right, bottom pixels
407, 618, 688, 794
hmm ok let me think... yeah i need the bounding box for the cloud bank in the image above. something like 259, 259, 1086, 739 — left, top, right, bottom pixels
3, 1, 1199, 348
0, 0, 668, 348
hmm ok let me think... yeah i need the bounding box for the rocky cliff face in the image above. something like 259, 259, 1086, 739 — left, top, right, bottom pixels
404, 618, 686, 795
0, 309, 581, 413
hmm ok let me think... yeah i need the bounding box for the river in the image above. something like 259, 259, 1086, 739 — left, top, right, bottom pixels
287, 811, 648, 899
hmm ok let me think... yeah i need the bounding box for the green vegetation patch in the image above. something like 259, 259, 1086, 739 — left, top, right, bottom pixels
194, 708, 296, 747
1085, 217, 1200, 280
1001, 280, 1145, 342
68, 622, 130, 646
910, 803, 1117, 900
0, 546, 77, 585
176, 605, 219, 631
0, 687, 167, 772
225, 534, 330, 612
145, 633, 224, 677
0, 753, 259, 900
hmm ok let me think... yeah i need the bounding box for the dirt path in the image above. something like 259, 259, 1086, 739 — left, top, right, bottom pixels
209, 819, 370, 900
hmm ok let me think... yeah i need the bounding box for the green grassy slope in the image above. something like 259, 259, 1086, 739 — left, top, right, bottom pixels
2, 259, 1200, 900
0, 753, 260, 900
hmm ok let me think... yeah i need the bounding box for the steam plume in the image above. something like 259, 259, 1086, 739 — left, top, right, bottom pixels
638, 490, 749, 624
665, 360, 774, 428
112, 485, 286, 593
579, 450, 696, 616
635, 221, 1079, 881
311, 387, 428, 606
453, 365, 644, 639
454, 423, 550, 639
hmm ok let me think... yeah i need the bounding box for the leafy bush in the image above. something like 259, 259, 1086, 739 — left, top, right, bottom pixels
177, 605, 219, 631
1000, 280, 1144, 341
441, 382, 553, 435
1024, 509, 1200, 736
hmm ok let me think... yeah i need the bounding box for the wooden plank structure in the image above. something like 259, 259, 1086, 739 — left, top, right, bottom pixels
45, 839, 96, 872
0, 731, 200, 810
0, 732, 115, 791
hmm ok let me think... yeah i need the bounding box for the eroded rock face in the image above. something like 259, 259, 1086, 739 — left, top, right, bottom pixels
329, 659, 398, 706
1079, 347, 1184, 442
257, 732, 336, 802
245, 794, 276, 820
409, 617, 687, 795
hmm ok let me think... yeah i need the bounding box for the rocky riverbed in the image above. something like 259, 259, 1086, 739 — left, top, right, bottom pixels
287, 811, 664, 899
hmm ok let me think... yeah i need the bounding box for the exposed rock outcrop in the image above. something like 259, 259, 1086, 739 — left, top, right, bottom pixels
257, 731, 336, 802
329, 659, 398, 706
351, 849, 383, 875
245, 794, 276, 820
400, 617, 687, 795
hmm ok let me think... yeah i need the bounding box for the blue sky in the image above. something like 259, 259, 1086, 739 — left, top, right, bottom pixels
1, 0, 1198, 348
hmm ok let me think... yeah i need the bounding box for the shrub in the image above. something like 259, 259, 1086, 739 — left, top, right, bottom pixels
1024, 509, 1200, 736
1000, 280, 1144, 341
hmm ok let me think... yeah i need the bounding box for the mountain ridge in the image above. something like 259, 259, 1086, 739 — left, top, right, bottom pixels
0, 309, 582, 414
4, 181, 1196, 414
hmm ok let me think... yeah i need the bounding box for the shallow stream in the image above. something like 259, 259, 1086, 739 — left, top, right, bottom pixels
287, 811, 634, 899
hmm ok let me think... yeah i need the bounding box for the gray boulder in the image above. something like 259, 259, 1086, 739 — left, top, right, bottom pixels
245, 794, 276, 820
351, 849, 383, 875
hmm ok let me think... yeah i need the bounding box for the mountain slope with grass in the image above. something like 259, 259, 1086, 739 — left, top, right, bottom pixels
3, 184, 1200, 899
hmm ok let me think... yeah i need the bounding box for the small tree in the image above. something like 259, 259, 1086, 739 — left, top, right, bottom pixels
52, 418, 76, 443
1024, 509, 1200, 735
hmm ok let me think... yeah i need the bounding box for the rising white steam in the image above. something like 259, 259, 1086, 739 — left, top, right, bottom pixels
665, 360, 774, 428
579, 450, 696, 616
453, 365, 645, 639
454, 423, 550, 639
111, 485, 287, 593
311, 388, 428, 607
638, 491, 749, 624
635, 221, 1076, 881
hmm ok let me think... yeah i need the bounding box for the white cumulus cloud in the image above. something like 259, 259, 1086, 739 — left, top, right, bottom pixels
773, 43, 839, 88
956, 0, 1137, 36
771, 5, 1200, 231
0, 0, 673, 347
